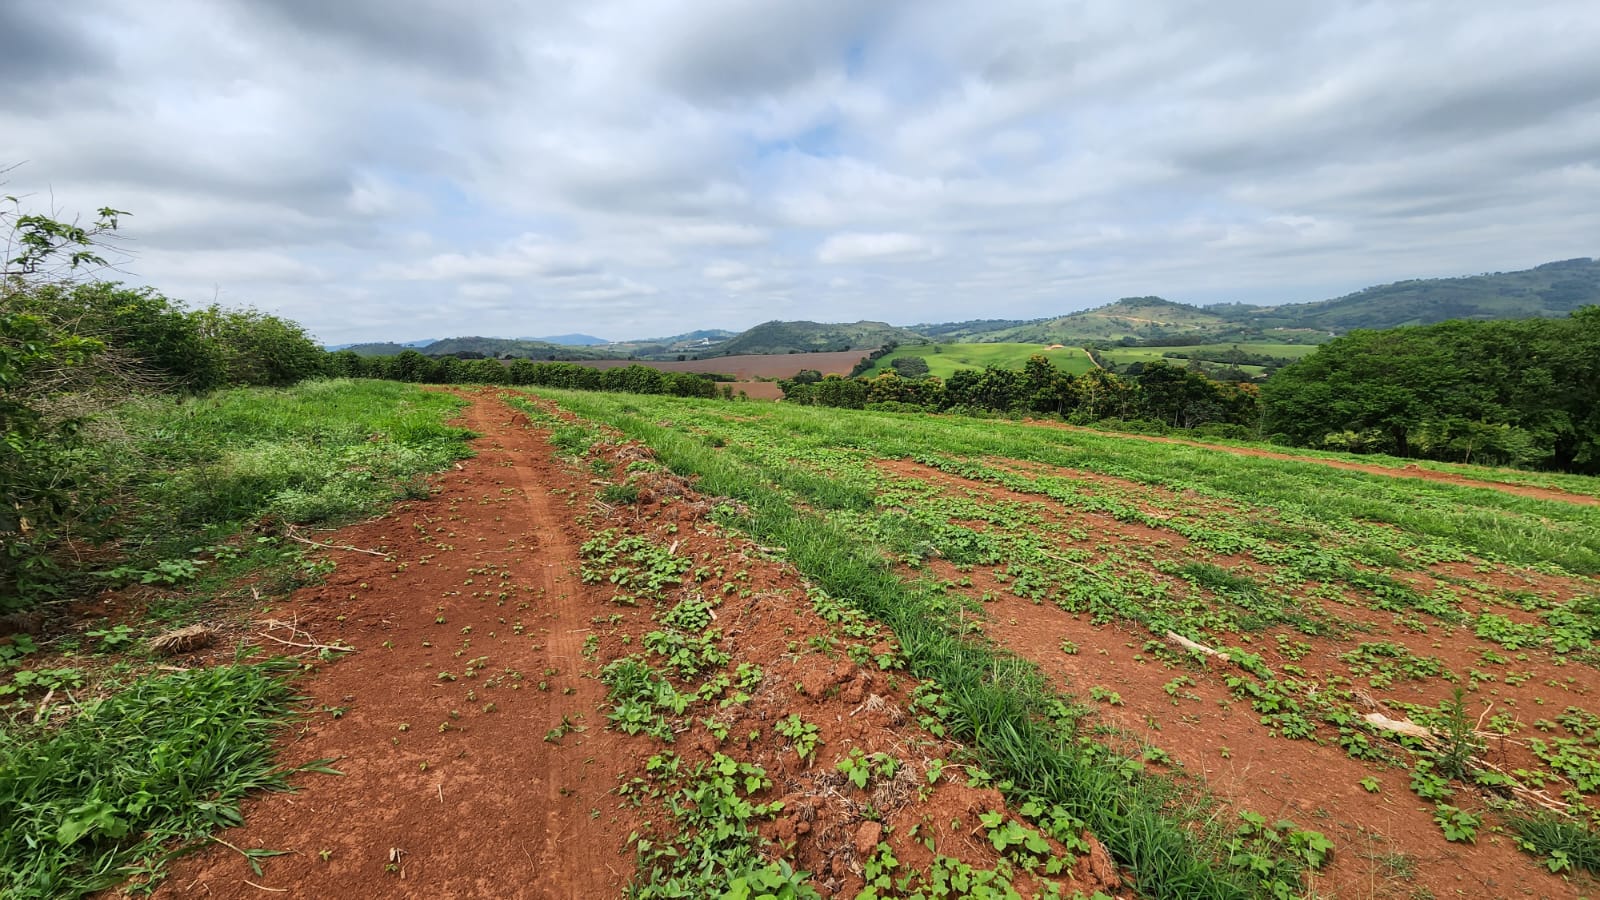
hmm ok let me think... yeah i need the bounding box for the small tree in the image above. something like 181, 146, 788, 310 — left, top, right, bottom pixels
890, 356, 930, 378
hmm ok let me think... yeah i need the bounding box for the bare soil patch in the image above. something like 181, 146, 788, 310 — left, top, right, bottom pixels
153, 392, 638, 898
574, 350, 867, 401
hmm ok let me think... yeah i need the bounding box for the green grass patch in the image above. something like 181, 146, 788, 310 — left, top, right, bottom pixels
1508, 814, 1600, 876
120, 378, 471, 545
863, 343, 1096, 379
0, 662, 305, 898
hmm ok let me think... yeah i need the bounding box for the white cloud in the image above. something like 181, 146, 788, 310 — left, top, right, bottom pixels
2, 0, 1596, 343
817, 231, 940, 264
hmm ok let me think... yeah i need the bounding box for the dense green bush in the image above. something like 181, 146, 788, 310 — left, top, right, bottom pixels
1262, 309, 1600, 471
2, 198, 330, 605
779, 355, 1260, 432
335, 351, 720, 399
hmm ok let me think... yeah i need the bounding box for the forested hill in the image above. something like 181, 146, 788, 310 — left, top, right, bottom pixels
335, 258, 1599, 356
916, 258, 1600, 343
700, 320, 927, 356
973, 297, 1246, 343
1212, 257, 1600, 331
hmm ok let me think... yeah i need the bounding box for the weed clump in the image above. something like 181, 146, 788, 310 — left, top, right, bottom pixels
0, 662, 300, 898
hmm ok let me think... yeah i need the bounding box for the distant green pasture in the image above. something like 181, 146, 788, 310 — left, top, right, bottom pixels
864, 343, 1096, 378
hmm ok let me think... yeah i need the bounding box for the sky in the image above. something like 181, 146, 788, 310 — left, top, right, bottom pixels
4, 1, 1598, 345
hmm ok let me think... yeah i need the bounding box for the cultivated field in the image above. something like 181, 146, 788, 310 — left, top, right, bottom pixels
9, 381, 1599, 899
863, 343, 1097, 378
576, 350, 871, 399
537, 390, 1600, 899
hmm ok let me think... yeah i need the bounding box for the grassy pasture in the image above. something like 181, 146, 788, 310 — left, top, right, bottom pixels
862, 342, 1097, 378
1097, 342, 1320, 375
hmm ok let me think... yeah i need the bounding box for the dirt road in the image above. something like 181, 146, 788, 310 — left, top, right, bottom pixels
155, 390, 1117, 899
157, 394, 635, 898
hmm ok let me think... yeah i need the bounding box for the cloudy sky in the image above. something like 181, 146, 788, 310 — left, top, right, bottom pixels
4, 1, 1598, 344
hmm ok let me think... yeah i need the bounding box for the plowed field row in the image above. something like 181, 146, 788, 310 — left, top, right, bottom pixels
538, 388, 1600, 900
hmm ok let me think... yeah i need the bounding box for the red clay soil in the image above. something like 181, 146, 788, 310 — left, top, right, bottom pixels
1027, 420, 1600, 507
882, 460, 1598, 900
153, 394, 640, 898
149, 389, 1121, 899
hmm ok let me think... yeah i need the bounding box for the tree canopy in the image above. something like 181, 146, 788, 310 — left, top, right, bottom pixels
1261, 309, 1600, 471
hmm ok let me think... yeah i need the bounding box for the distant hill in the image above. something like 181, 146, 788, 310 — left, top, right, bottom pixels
329, 259, 1600, 358
701, 320, 927, 357
523, 333, 608, 346
328, 339, 434, 353
912, 259, 1600, 345
906, 318, 1036, 341
1209, 257, 1600, 332
336, 342, 413, 356
604, 329, 738, 359
651, 329, 738, 344
981, 297, 1247, 344
422, 337, 613, 360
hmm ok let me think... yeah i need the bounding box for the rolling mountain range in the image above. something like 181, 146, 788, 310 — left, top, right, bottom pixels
912, 258, 1600, 345
331, 257, 1599, 358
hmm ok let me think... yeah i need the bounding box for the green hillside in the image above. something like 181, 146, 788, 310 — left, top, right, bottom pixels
336, 259, 1600, 360
980, 297, 1246, 343
1097, 342, 1321, 379
416, 337, 615, 359
606, 329, 736, 359
905, 318, 1037, 341
864, 343, 1096, 378
916, 258, 1600, 344
1213, 257, 1600, 331
340, 342, 411, 356
703, 320, 926, 357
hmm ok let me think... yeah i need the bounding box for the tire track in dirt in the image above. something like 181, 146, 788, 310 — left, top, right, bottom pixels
462, 396, 606, 880
1025, 420, 1599, 506
152, 390, 634, 899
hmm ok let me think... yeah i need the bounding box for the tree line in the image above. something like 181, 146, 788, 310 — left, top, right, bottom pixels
3, 213, 328, 600
1262, 309, 1600, 472
779, 355, 1262, 434
324, 349, 726, 398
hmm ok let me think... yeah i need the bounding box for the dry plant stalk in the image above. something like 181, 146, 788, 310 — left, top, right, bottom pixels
148, 623, 218, 656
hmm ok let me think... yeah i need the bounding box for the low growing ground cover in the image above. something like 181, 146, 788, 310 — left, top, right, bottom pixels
152, 389, 1147, 898
538, 388, 1600, 899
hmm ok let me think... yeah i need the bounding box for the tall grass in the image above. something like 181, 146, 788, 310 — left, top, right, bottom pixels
0, 379, 474, 897
118, 379, 472, 541
0, 663, 302, 898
